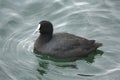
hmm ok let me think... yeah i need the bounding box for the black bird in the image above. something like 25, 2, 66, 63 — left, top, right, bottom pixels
34, 20, 102, 58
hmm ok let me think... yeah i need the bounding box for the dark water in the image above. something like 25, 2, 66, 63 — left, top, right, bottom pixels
0, 0, 120, 80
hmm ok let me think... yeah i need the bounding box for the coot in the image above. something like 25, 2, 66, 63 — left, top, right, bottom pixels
34, 20, 102, 58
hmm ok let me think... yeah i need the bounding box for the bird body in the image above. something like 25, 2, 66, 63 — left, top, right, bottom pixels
34, 21, 102, 58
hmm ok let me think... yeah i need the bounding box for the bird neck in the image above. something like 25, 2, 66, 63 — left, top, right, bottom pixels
40, 34, 52, 43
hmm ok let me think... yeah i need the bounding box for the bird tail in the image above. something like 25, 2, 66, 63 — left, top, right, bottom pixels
89, 40, 102, 48
94, 42, 103, 48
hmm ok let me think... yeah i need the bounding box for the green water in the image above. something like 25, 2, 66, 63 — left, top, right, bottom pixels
0, 0, 120, 80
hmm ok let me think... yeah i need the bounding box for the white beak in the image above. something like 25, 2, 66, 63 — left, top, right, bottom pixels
33, 24, 41, 34
37, 24, 41, 30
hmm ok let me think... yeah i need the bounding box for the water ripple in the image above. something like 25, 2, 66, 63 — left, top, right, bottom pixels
0, 0, 120, 80
1, 27, 39, 80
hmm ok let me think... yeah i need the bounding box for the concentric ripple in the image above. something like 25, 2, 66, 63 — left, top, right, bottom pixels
1, 26, 39, 80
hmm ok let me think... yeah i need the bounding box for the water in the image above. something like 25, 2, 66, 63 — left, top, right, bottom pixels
0, 0, 120, 80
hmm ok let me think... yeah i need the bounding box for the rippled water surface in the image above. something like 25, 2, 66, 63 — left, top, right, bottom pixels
0, 0, 120, 80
